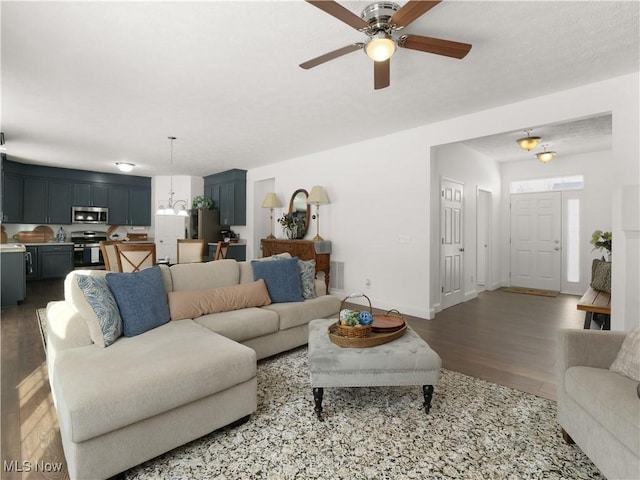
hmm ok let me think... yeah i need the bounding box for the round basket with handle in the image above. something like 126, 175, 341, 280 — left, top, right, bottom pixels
337, 293, 373, 338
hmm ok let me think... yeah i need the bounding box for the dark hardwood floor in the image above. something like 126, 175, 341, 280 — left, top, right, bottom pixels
1, 280, 584, 480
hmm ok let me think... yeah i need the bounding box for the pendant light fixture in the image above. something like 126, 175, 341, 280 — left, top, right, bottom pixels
516, 129, 541, 151
157, 136, 189, 216
535, 145, 556, 163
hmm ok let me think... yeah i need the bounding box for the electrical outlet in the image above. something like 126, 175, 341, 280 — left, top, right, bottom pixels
398, 234, 410, 244
365, 278, 371, 289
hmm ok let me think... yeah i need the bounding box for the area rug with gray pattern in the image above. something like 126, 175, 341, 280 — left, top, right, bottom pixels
121, 347, 602, 480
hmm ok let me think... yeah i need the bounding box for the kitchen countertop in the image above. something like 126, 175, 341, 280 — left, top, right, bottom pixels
10, 242, 75, 246
0, 243, 27, 252
208, 240, 246, 247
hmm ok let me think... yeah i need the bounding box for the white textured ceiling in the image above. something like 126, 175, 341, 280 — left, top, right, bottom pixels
2, 1, 638, 176
460, 114, 613, 163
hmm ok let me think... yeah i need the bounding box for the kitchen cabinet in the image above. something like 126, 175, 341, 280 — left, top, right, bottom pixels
129, 186, 151, 226
0, 246, 26, 306
26, 244, 74, 281
108, 185, 129, 225
73, 183, 108, 207
108, 185, 151, 226
208, 243, 246, 261
23, 178, 72, 224
2, 173, 23, 223
2, 159, 151, 225
40, 245, 74, 279
203, 169, 246, 226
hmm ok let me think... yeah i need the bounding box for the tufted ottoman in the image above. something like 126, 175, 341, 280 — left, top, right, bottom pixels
308, 318, 441, 421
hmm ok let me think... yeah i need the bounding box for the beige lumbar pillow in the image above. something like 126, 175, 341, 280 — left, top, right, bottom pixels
168, 280, 271, 320
610, 327, 640, 381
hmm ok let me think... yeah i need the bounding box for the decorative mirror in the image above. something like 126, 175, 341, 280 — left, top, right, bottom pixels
286, 189, 310, 239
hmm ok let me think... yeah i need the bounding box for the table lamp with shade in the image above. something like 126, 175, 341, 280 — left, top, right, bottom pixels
261, 193, 282, 239
307, 186, 330, 241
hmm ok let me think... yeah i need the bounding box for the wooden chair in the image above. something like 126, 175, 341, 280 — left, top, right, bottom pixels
176, 239, 206, 264
100, 240, 123, 272
115, 243, 156, 272
213, 241, 230, 260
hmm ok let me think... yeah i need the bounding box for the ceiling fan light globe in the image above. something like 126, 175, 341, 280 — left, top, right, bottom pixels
365, 36, 396, 62
535, 151, 555, 163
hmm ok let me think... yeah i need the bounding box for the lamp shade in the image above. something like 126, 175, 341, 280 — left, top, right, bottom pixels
262, 192, 282, 209
307, 186, 330, 205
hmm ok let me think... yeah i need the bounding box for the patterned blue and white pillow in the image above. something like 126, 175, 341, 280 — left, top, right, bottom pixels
76, 275, 123, 347
298, 259, 316, 300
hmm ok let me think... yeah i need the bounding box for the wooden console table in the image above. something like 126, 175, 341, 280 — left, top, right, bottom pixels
261, 239, 331, 291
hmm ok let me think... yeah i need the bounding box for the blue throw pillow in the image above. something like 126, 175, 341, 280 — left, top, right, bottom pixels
76, 275, 123, 347
251, 257, 304, 303
106, 266, 170, 337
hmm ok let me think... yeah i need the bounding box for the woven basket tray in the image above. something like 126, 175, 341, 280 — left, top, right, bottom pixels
337, 294, 373, 338
328, 321, 408, 348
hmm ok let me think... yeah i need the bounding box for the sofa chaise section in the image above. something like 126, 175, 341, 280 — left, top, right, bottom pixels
47, 302, 257, 480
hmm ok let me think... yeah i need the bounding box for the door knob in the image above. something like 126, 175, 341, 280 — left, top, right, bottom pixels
459, 248, 465, 252
555, 247, 560, 251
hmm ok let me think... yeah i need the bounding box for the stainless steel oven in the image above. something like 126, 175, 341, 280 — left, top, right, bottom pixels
71, 231, 107, 268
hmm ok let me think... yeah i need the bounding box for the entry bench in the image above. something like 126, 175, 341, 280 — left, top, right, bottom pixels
577, 286, 611, 330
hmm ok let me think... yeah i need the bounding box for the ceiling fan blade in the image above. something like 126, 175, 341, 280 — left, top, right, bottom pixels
299, 43, 364, 69
374, 59, 390, 90
398, 34, 472, 59
306, 1, 370, 30
389, 1, 441, 28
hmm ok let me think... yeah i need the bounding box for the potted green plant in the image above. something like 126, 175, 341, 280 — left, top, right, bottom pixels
590, 230, 612, 260
192, 195, 215, 210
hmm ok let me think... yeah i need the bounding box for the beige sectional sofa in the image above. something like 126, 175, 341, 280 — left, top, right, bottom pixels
46, 257, 340, 480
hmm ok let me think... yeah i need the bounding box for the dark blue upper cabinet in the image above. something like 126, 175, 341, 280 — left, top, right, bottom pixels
2, 173, 23, 223
203, 169, 246, 226
2, 159, 151, 225
73, 183, 108, 207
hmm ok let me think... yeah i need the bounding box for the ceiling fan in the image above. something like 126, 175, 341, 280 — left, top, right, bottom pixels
299, 0, 472, 90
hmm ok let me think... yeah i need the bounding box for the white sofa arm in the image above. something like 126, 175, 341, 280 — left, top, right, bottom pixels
46, 301, 92, 354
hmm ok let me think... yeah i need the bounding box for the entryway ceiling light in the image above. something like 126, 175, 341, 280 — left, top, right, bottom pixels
535, 145, 556, 163
365, 32, 396, 62
516, 129, 541, 151
116, 162, 135, 172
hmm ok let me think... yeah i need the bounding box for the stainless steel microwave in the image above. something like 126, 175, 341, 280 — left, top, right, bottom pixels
72, 206, 109, 224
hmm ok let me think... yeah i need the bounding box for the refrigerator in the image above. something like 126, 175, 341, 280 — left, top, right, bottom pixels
190, 208, 222, 244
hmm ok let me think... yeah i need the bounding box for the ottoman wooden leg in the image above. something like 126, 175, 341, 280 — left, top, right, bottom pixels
423, 385, 434, 414
313, 387, 324, 421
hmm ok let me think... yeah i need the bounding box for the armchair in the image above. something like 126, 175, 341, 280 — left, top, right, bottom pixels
556, 328, 639, 480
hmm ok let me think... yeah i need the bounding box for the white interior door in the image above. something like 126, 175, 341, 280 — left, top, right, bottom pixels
476, 188, 492, 291
441, 178, 464, 309
510, 192, 562, 291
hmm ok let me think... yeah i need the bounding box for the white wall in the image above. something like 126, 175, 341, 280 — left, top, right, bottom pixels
246, 73, 639, 330
430, 142, 502, 312
500, 149, 615, 295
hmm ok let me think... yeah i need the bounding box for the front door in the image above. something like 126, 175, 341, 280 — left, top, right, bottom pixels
441, 178, 464, 309
510, 192, 562, 291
